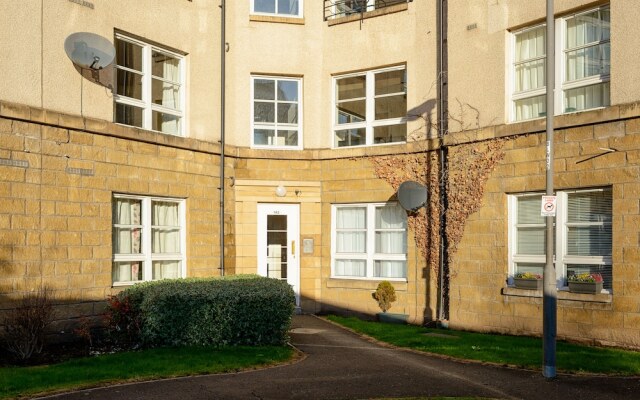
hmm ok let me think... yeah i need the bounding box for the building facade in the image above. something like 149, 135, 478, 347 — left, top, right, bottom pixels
1, 0, 638, 348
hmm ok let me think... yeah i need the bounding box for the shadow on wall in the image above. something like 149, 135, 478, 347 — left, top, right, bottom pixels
407, 98, 437, 140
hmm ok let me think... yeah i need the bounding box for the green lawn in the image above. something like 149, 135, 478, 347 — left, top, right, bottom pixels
328, 315, 640, 375
0, 345, 294, 399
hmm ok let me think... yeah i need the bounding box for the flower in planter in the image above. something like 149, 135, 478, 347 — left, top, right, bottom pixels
515, 272, 542, 280
568, 272, 603, 283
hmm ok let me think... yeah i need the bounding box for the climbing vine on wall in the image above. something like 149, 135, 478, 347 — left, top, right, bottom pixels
369, 138, 506, 273
445, 139, 506, 255
370, 152, 441, 274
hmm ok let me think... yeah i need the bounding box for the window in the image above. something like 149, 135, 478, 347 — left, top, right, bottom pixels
251, 0, 302, 17
325, 0, 411, 20
509, 188, 612, 290
510, 5, 610, 121
112, 195, 186, 285
114, 34, 185, 135
251, 76, 302, 149
331, 203, 407, 279
333, 66, 407, 147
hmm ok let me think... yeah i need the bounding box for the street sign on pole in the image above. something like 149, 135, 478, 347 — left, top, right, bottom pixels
543, 0, 557, 379
541, 196, 557, 217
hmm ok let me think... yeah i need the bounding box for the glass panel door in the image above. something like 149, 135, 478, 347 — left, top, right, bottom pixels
267, 214, 288, 280
257, 204, 300, 307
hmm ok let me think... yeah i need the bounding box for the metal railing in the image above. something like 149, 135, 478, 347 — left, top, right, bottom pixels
323, 0, 412, 21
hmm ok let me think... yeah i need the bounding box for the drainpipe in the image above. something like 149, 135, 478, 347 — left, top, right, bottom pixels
436, 0, 448, 323
219, 0, 226, 276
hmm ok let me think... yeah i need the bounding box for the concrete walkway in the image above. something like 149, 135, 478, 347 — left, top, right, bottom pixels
43, 315, 640, 399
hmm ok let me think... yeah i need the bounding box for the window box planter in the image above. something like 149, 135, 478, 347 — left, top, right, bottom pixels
568, 281, 603, 294
514, 278, 542, 290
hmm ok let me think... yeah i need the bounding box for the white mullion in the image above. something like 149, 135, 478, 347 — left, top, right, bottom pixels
508, 30, 516, 122
273, 80, 280, 137
562, 74, 609, 91
507, 195, 516, 281
365, 71, 374, 145
142, 44, 152, 130
555, 17, 564, 116
114, 95, 146, 110
512, 87, 546, 101
142, 197, 152, 280
179, 200, 186, 277
555, 191, 566, 286
366, 205, 375, 278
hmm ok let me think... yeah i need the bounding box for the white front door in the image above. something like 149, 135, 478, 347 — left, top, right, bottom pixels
257, 204, 300, 307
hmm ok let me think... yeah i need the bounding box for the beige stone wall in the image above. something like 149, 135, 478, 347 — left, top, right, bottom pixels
0, 0, 220, 141
0, 101, 223, 332
232, 165, 323, 313
319, 157, 433, 323
230, 152, 435, 322
448, 105, 640, 348
225, 0, 435, 148
448, 0, 640, 131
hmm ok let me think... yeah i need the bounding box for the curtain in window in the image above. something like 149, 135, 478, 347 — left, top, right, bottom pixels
150, 52, 181, 135
566, 189, 612, 257
515, 96, 546, 121
565, 8, 610, 81
564, 8, 610, 112
513, 26, 546, 121
375, 205, 406, 254
564, 82, 610, 113
113, 198, 141, 254
374, 260, 406, 278
516, 195, 546, 255
335, 259, 366, 277
153, 260, 180, 280
113, 198, 142, 282
336, 207, 366, 253
161, 54, 180, 134
515, 27, 545, 92
152, 201, 180, 254
113, 261, 142, 282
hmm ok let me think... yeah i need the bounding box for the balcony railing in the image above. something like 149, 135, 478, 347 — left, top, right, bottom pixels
324, 0, 412, 21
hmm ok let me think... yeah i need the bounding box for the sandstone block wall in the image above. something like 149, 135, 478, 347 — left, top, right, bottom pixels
0, 102, 223, 334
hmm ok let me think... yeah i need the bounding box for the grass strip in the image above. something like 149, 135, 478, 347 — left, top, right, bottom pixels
0, 345, 293, 399
327, 315, 640, 375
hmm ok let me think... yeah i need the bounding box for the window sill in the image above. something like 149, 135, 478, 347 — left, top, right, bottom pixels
327, 278, 407, 291
502, 286, 612, 304
250, 15, 305, 25
327, 3, 408, 26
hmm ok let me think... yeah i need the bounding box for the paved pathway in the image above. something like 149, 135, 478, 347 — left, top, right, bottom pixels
43, 315, 640, 399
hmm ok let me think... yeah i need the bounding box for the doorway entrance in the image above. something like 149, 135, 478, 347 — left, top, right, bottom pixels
257, 203, 300, 307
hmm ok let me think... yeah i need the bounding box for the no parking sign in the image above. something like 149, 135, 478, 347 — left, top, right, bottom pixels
541, 195, 557, 217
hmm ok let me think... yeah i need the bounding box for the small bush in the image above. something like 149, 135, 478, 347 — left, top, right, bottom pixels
2, 286, 55, 360
105, 275, 295, 348
372, 281, 396, 313
104, 292, 143, 348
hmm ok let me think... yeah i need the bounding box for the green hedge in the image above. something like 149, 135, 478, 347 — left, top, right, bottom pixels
108, 275, 295, 348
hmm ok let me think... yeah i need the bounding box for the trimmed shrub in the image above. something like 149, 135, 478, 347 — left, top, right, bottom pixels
105, 275, 295, 348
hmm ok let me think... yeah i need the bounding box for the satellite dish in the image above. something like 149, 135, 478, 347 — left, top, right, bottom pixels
64, 32, 115, 70
397, 181, 428, 212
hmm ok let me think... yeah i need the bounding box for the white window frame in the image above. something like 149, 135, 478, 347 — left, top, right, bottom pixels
330, 203, 408, 281
332, 65, 407, 148
509, 5, 610, 122
114, 33, 186, 136
112, 194, 186, 286
508, 188, 612, 292
250, 75, 303, 150
251, 0, 303, 18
